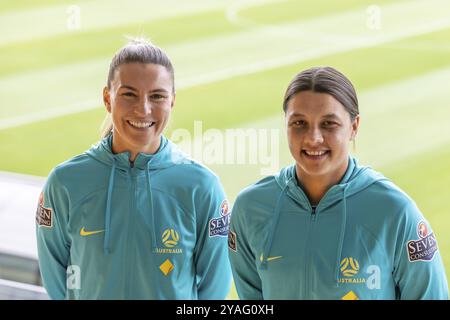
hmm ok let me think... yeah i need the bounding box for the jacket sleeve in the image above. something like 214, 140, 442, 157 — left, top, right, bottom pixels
193, 175, 232, 300
35, 169, 71, 300
393, 200, 448, 299
228, 194, 263, 300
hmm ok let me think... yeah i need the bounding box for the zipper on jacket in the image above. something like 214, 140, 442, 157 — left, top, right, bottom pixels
291, 186, 316, 299
306, 208, 317, 299
125, 166, 137, 298
290, 185, 319, 299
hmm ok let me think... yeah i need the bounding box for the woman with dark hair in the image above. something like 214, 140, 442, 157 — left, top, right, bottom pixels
228, 66, 448, 300
36, 39, 231, 299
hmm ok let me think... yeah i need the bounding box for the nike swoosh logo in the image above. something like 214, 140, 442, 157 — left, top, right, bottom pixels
260, 254, 283, 262
267, 256, 283, 261
80, 227, 105, 236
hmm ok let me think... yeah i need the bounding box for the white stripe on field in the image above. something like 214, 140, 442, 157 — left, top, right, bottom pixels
225, 0, 290, 27
0, 0, 232, 47
1, 0, 450, 130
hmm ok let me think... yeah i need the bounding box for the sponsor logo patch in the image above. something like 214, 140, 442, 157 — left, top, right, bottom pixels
36, 192, 52, 228
159, 259, 174, 276
341, 291, 359, 300
407, 221, 438, 262
209, 200, 231, 237
220, 199, 229, 216
228, 230, 237, 252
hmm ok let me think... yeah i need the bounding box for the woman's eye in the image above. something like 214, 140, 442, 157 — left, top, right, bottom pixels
293, 120, 305, 126
322, 121, 338, 128
150, 94, 166, 100
122, 92, 136, 97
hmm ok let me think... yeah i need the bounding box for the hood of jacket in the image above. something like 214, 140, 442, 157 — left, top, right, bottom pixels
84, 134, 190, 255
85, 134, 188, 170
260, 157, 389, 286
274, 156, 387, 210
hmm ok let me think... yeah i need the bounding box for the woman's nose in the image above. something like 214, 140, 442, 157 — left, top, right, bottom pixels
305, 127, 324, 145
134, 98, 152, 116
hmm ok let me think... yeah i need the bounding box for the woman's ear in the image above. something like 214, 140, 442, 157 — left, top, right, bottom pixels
171, 93, 176, 108
351, 115, 360, 141
103, 86, 112, 113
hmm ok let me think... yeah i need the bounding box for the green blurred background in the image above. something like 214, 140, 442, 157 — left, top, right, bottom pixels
1, 0, 449, 299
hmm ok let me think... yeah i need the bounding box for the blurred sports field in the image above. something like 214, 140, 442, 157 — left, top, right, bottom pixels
0, 0, 449, 299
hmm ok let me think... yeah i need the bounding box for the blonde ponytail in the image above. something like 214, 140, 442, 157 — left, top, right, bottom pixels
100, 114, 113, 139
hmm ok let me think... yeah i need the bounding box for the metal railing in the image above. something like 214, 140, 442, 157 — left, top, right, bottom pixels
0, 278, 48, 300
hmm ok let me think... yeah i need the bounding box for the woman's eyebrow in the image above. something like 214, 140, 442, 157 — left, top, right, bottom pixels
119, 84, 138, 91
150, 88, 170, 94
322, 113, 340, 120
288, 112, 306, 118
119, 85, 169, 94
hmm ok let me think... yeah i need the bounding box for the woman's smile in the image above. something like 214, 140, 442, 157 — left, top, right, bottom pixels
127, 120, 156, 129
301, 149, 330, 161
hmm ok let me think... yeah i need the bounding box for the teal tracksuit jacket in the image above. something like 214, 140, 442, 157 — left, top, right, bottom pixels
228, 157, 448, 299
36, 135, 231, 299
